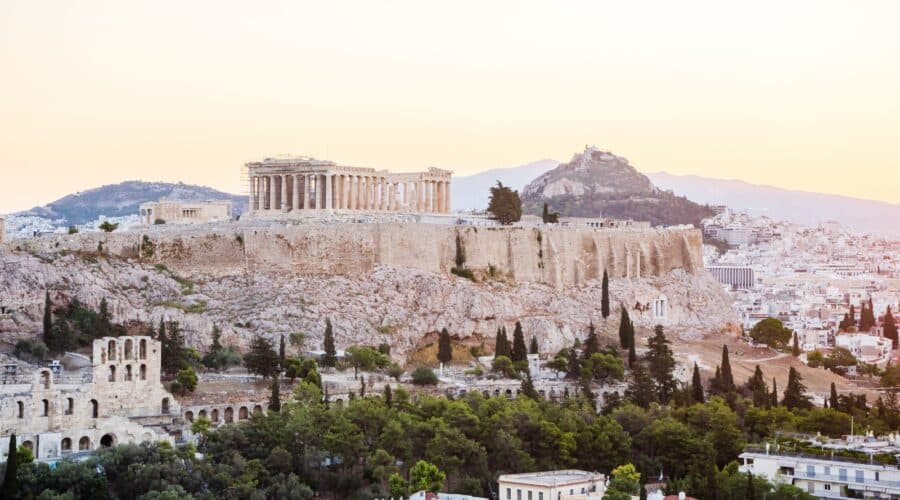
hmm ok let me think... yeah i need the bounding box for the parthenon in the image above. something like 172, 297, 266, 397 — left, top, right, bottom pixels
246, 156, 452, 215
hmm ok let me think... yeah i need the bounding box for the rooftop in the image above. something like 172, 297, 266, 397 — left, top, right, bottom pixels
498, 469, 603, 486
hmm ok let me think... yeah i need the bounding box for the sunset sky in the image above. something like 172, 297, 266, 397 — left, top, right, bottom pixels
2, 0, 899, 213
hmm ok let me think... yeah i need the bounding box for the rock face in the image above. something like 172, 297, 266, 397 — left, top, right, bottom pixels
0, 251, 736, 360
521, 146, 714, 227
8, 222, 704, 288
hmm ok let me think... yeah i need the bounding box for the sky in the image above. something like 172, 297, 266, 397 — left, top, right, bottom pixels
1, 0, 899, 213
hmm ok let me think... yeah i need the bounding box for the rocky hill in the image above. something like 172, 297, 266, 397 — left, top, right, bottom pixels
17, 181, 247, 225
522, 146, 714, 226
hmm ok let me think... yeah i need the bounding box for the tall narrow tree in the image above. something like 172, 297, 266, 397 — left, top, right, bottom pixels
747, 365, 768, 407
884, 306, 898, 345
770, 377, 779, 407
626, 362, 657, 409
618, 308, 632, 349
691, 362, 704, 404
720, 345, 735, 392
601, 270, 610, 319
43, 291, 54, 351
511, 321, 527, 363
791, 332, 800, 356
646, 325, 676, 404
322, 319, 336, 370
278, 335, 286, 367
583, 322, 599, 359
830, 382, 839, 410
97, 297, 112, 338
628, 341, 637, 368
269, 374, 281, 412
529, 336, 539, 355
782, 366, 812, 410
437, 327, 453, 373
1, 434, 18, 498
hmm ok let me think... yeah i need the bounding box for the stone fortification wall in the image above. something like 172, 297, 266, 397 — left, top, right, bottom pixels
6, 223, 703, 286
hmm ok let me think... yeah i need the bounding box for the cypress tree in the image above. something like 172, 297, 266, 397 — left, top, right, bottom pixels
269, 375, 281, 412
511, 321, 527, 363
437, 328, 453, 365
770, 377, 778, 407
322, 319, 336, 369
529, 336, 539, 355
626, 362, 657, 409
583, 322, 599, 359
384, 384, 393, 407
646, 325, 676, 404
720, 345, 735, 392
601, 270, 610, 319
628, 340, 637, 368
618, 308, 631, 349
791, 332, 800, 356
566, 345, 581, 379
43, 291, 54, 352
710, 366, 722, 394
494, 327, 510, 359
97, 297, 112, 338
830, 382, 839, 410
748, 365, 768, 407
279, 335, 286, 367
849, 304, 857, 328
747, 472, 755, 500
1, 434, 18, 498
542, 202, 549, 223
884, 306, 898, 344
782, 366, 812, 410
691, 362, 704, 404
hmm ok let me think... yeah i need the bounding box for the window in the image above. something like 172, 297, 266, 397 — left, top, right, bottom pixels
108, 365, 116, 382
124, 339, 133, 359
856, 470, 864, 483
839, 468, 847, 481
506, 488, 511, 499
79, 436, 91, 450
90, 399, 98, 418
17, 401, 24, 418
65, 397, 74, 415
140, 364, 147, 380
807, 465, 815, 477
140, 339, 147, 359
824, 484, 831, 491
162, 397, 170, 414
125, 365, 133, 381
41, 399, 49, 416
539, 494, 544, 500
517, 489, 521, 500
108, 340, 117, 360
528, 492, 532, 500
61, 438, 72, 452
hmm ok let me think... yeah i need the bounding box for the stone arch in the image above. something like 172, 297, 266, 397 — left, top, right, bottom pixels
185, 410, 194, 422
108, 340, 117, 361
238, 406, 248, 420
79, 436, 91, 450
505, 389, 513, 398
482, 390, 489, 397
108, 365, 116, 382
90, 399, 99, 418
40, 370, 51, 389
139, 339, 147, 360
65, 397, 74, 415
334, 398, 345, 408
211, 408, 219, 422
41, 399, 49, 416
124, 339, 133, 359
253, 405, 263, 415
224, 407, 234, 423
61, 437, 72, 452
161, 397, 170, 414
139, 364, 147, 380
493, 389, 500, 397
100, 433, 115, 447
125, 364, 133, 381
198, 409, 207, 419
17, 400, 24, 418
22, 440, 34, 451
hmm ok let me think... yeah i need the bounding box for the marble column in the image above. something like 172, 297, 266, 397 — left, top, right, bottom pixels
291, 175, 299, 210
325, 173, 333, 211
302, 175, 310, 210
444, 181, 451, 213
363, 177, 371, 210
250, 176, 257, 212
268, 176, 276, 211
380, 178, 387, 211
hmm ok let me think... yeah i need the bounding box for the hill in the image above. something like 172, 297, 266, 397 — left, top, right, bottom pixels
521, 146, 714, 226
16, 181, 247, 225
451, 159, 558, 211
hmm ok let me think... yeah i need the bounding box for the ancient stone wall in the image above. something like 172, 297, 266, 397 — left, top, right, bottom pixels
8, 223, 704, 286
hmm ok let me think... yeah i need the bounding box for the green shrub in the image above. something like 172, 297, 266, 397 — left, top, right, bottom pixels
411, 367, 438, 385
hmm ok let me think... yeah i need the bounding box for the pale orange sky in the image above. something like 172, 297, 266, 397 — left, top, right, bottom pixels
2, 0, 899, 213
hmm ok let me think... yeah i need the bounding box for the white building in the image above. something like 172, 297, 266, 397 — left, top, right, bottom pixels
497, 470, 606, 500
835, 333, 893, 367
740, 447, 900, 499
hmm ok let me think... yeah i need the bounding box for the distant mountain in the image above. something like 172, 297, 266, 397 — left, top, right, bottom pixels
17, 181, 247, 225
451, 159, 559, 211
646, 172, 900, 236
521, 147, 714, 227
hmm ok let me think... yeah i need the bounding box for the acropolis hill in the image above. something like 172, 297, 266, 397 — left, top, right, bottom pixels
1, 217, 734, 359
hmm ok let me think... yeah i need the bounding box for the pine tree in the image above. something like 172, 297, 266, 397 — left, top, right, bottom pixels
245, 335, 279, 379
437, 328, 453, 365
583, 322, 599, 359
1, 434, 18, 498
511, 321, 527, 363
646, 325, 676, 404
43, 291, 55, 352
529, 336, 539, 355
494, 327, 510, 359
269, 375, 281, 412
883, 306, 898, 345
566, 345, 581, 379
691, 362, 704, 404
747, 365, 769, 407
322, 319, 336, 369
791, 332, 800, 356
710, 366, 722, 395
161, 321, 187, 377
849, 303, 857, 327
720, 345, 735, 392
830, 382, 839, 410
627, 362, 657, 409
618, 308, 631, 349
782, 366, 812, 410
97, 298, 112, 338
601, 270, 610, 319
520, 373, 538, 400
211, 325, 223, 352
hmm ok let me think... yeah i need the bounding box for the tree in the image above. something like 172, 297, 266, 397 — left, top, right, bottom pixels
746, 365, 769, 407
279, 335, 286, 368
628, 340, 637, 368
1, 434, 18, 499
383, 384, 393, 407
884, 306, 898, 345
541, 202, 559, 224
511, 321, 527, 363
491, 355, 517, 378
269, 375, 282, 412
174, 368, 197, 395
584, 352, 625, 382
244, 336, 279, 379
43, 291, 54, 352
411, 367, 438, 385
346, 345, 389, 379
749, 318, 793, 349
771, 377, 779, 407
409, 460, 446, 494
160, 321, 189, 377
782, 366, 812, 410
830, 382, 839, 409
322, 319, 337, 370
626, 362, 657, 408
494, 327, 510, 359
97, 298, 112, 338
646, 325, 676, 404
388, 473, 407, 499
529, 336, 539, 355
791, 332, 801, 356
487, 181, 522, 225
99, 220, 118, 232
618, 308, 632, 349
720, 345, 735, 392
601, 270, 610, 319
583, 322, 599, 359
860, 298, 877, 332
520, 373, 539, 400
437, 328, 453, 366
691, 363, 704, 404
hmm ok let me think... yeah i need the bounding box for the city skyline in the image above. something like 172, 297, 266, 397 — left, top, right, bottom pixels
2, 0, 900, 213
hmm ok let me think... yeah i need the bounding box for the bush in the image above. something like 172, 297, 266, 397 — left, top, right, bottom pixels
99, 221, 118, 233
154, 218, 166, 225
450, 267, 476, 281
67, 226, 79, 234
387, 363, 404, 381
411, 367, 438, 385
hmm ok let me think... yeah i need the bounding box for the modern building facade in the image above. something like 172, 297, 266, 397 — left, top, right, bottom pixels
245, 156, 452, 215
497, 470, 606, 500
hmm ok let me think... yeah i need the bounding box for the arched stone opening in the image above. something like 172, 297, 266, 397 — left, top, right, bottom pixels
79, 436, 91, 450
238, 407, 248, 420
199, 409, 207, 419
185, 411, 194, 422
66, 397, 74, 415
125, 364, 133, 381
108, 340, 117, 361
22, 440, 34, 451
100, 433, 115, 447
253, 405, 263, 415
139, 339, 147, 359
41, 399, 49, 416
161, 397, 170, 415
108, 365, 116, 382
224, 407, 234, 423
124, 339, 133, 359
61, 437, 72, 452
90, 399, 99, 418
140, 364, 147, 380
211, 409, 219, 422
17, 401, 24, 418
